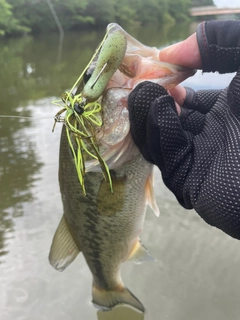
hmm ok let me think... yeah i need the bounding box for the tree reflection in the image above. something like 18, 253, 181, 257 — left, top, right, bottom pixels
0, 29, 105, 260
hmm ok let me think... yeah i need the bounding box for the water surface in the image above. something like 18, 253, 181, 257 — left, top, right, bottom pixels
0, 22, 240, 320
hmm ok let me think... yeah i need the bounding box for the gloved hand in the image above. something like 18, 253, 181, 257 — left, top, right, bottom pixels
128, 20, 240, 240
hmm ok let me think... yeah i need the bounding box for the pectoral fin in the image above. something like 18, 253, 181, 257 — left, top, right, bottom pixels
128, 239, 154, 264
49, 215, 80, 271
145, 172, 160, 217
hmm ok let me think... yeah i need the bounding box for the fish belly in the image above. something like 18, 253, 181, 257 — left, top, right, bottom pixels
59, 126, 152, 286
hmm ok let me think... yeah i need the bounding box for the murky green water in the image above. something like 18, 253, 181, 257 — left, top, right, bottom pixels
1, 22, 240, 320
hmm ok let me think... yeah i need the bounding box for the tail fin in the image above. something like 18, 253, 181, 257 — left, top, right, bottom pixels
92, 284, 145, 313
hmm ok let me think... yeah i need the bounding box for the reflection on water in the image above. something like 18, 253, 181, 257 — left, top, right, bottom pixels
97, 305, 144, 320
0, 35, 43, 258
1, 22, 240, 320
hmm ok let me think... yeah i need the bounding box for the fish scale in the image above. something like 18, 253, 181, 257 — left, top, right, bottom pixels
56, 123, 153, 311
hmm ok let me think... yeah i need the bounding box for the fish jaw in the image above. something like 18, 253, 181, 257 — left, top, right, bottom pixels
106, 23, 195, 90
109, 52, 195, 91
83, 23, 195, 173
86, 88, 140, 173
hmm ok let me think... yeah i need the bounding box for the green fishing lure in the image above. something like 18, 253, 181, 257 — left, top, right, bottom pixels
52, 26, 127, 195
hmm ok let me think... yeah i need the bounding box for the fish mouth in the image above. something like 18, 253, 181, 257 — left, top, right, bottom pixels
106, 23, 195, 90
82, 22, 195, 94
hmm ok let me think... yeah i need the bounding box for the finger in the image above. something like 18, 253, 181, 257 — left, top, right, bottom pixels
168, 85, 186, 107
159, 33, 202, 69
179, 108, 205, 135
185, 89, 222, 114
174, 101, 181, 116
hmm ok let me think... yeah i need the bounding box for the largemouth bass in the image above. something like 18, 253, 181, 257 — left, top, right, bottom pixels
49, 23, 195, 313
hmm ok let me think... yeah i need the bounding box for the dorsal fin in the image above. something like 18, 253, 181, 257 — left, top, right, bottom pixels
49, 215, 80, 271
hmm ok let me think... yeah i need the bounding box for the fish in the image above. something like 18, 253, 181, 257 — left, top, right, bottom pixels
49, 23, 195, 313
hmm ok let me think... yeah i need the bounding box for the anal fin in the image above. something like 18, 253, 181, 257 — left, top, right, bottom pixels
128, 239, 154, 264
49, 215, 80, 271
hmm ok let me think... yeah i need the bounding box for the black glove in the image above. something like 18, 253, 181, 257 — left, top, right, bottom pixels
128, 20, 240, 240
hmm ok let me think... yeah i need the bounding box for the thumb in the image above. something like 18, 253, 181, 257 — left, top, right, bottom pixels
159, 33, 202, 69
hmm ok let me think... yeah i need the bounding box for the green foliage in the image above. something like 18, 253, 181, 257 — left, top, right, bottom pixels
168, 0, 192, 22
0, 0, 30, 35
191, 0, 215, 7
0, 0, 12, 35
130, 0, 167, 25
55, 0, 93, 29
1, 0, 197, 37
